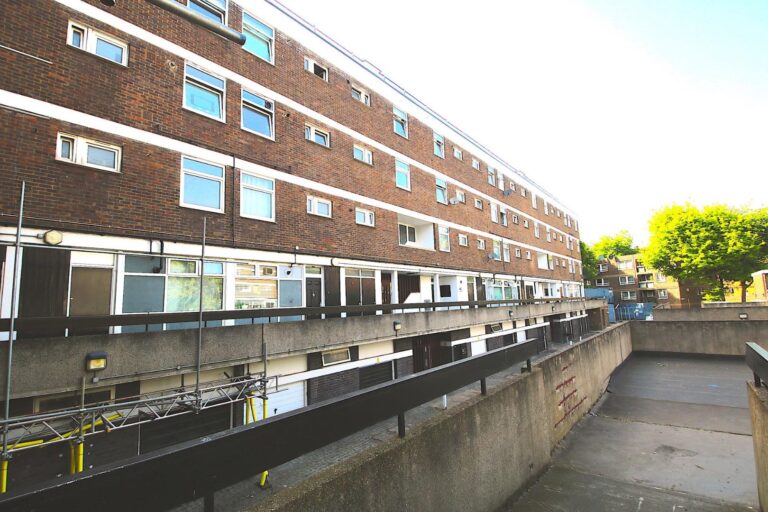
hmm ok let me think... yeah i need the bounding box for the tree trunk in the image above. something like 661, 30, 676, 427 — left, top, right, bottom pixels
740, 279, 753, 303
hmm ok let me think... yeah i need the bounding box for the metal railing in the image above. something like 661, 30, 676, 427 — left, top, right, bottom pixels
0, 338, 543, 512
746, 342, 768, 389
0, 297, 592, 338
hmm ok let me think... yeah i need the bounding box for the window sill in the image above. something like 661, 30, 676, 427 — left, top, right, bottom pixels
182, 106, 227, 124
56, 158, 120, 174
240, 214, 276, 223
306, 139, 332, 150
180, 203, 225, 214
241, 126, 275, 142
399, 244, 434, 252
67, 44, 128, 68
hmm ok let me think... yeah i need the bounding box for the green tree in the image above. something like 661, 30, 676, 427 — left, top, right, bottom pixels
580, 241, 598, 281
644, 205, 768, 302
592, 230, 636, 259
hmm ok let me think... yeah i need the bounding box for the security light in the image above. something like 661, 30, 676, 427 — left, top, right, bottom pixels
86, 352, 108, 372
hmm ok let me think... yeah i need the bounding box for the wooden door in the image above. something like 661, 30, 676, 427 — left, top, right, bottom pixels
381, 272, 392, 304
69, 267, 112, 335
18, 247, 70, 338
305, 277, 322, 319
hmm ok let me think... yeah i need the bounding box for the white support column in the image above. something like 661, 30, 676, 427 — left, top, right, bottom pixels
374, 269, 382, 315
391, 270, 399, 304
1, 246, 21, 342
339, 268, 346, 318
433, 274, 440, 307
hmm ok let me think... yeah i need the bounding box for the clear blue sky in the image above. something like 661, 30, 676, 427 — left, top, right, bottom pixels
278, 0, 768, 246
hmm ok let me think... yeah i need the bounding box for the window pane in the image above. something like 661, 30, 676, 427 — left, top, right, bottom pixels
86, 145, 117, 169
394, 120, 406, 137
169, 260, 196, 274
243, 91, 269, 109
186, 65, 225, 90
243, 187, 273, 219
71, 29, 83, 48
396, 169, 409, 189
185, 81, 222, 118
353, 147, 363, 160
125, 255, 164, 273
317, 201, 330, 216
95, 38, 124, 63
60, 138, 72, 160
242, 173, 273, 190
184, 174, 221, 209
408, 226, 416, 242
242, 104, 272, 137
244, 29, 271, 61
188, 0, 224, 23
204, 262, 224, 274
167, 276, 224, 312
183, 157, 223, 178
399, 225, 407, 244
123, 275, 165, 313
314, 131, 328, 145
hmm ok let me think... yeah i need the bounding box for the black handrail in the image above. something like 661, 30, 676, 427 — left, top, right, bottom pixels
746, 342, 768, 388
0, 298, 594, 334
0, 339, 543, 512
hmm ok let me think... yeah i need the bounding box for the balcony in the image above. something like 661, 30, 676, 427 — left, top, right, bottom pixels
638, 281, 655, 289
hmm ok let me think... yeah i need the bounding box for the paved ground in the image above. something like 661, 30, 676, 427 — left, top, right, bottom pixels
172, 339, 584, 512
510, 353, 758, 511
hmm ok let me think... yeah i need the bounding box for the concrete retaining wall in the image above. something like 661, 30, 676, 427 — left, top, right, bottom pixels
653, 306, 768, 321
747, 383, 768, 511
252, 323, 632, 512
630, 320, 768, 355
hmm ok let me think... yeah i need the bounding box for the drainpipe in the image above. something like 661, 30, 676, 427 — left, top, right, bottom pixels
145, 0, 247, 45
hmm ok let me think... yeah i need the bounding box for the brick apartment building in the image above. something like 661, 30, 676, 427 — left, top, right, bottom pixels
0, 0, 598, 489
589, 254, 705, 308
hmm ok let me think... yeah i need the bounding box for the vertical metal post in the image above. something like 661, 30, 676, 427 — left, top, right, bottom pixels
195, 217, 207, 408
397, 412, 406, 438
203, 492, 214, 512
1, 182, 25, 489
480, 378, 487, 395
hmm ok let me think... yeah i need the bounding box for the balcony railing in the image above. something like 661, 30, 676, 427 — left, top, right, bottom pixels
0, 298, 594, 339
638, 282, 654, 289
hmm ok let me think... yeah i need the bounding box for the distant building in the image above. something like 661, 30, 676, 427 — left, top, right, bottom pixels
586, 254, 706, 308
723, 270, 768, 303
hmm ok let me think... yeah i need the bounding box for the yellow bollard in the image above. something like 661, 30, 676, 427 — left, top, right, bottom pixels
76, 441, 84, 473
1, 458, 8, 494
259, 398, 269, 488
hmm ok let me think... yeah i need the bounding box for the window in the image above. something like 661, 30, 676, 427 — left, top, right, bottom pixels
395, 160, 410, 190
512, 214, 519, 225
322, 348, 351, 366
521, 187, 527, 198
398, 224, 416, 245
393, 107, 408, 138
243, 13, 274, 63
474, 198, 483, 210
355, 208, 375, 227
621, 291, 637, 300
490, 203, 499, 223
181, 156, 224, 212
438, 226, 450, 252
656, 273, 667, 282
458, 234, 468, 246
598, 263, 608, 273
351, 86, 370, 106
453, 147, 463, 160
240, 171, 274, 221
433, 133, 445, 158
352, 145, 373, 165
305, 125, 330, 147
472, 158, 480, 170
497, 174, 505, 191
500, 209, 508, 227
188, 0, 227, 23
67, 22, 128, 65
487, 166, 496, 186
525, 250, 532, 260
56, 133, 121, 173
532, 193, 538, 208
617, 260, 634, 270
544, 202, 549, 215
534, 223, 540, 238
184, 64, 225, 121
304, 57, 328, 81
658, 289, 669, 299
241, 90, 274, 139
436, 178, 448, 204
515, 248, 522, 258
523, 219, 529, 228
491, 240, 501, 260
477, 239, 486, 250
546, 230, 551, 242
619, 276, 636, 285
455, 190, 466, 203
307, 196, 332, 218
503, 244, 511, 262
596, 278, 609, 287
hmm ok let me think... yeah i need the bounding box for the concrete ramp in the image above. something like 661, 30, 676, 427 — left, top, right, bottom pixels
510, 353, 757, 511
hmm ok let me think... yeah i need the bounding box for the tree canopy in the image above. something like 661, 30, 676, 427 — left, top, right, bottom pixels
580, 241, 598, 280
592, 230, 636, 259
644, 205, 768, 301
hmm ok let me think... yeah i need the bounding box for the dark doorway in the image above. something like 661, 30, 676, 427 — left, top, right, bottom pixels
381, 272, 392, 304
305, 277, 322, 319
18, 247, 70, 338
397, 274, 420, 303
69, 267, 112, 335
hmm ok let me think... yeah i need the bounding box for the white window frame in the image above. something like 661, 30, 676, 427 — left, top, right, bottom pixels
239, 170, 275, 222
438, 226, 451, 252
241, 89, 275, 140
534, 223, 540, 238
619, 276, 636, 285
304, 57, 328, 81
242, 11, 274, 64
490, 203, 499, 223
621, 291, 637, 300
492, 240, 501, 261
56, 133, 121, 173
307, 196, 332, 218
321, 348, 351, 366
180, 156, 225, 213
523, 219, 529, 228
458, 234, 469, 246
525, 250, 532, 260
453, 147, 463, 160
305, 125, 331, 148
183, 63, 226, 122
353, 145, 373, 165
477, 239, 486, 250
487, 166, 496, 186
512, 214, 519, 225
436, 178, 449, 205
515, 248, 522, 258
67, 21, 129, 66
532, 193, 538, 208
500, 209, 508, 227
471, 158, 480, 170
351, 86, 370, 106
598, 263, 608, 272
596, 278, 609, 287
658, 289, 669, 299
188, 0, 228, 23
395, 160, 411, 191
398, 223, 417, 246
474, 198, 483, 210
433, 133, 445, 158
503, 244, 511, 262
455, 190, 466, 204
393, 106, 409, 138
355, 207, 375, 227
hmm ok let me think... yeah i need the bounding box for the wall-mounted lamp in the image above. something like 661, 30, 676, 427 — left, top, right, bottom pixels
38, 230, 63, 246
86, 352, 108, 372
100, 0, 116, 6
551, 306, 556, 312
393, 321, 402, 334
508, 310, 515, 318
739, 313, 749, 320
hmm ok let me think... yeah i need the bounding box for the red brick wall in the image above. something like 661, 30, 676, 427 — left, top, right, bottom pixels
0, 0, 580, 281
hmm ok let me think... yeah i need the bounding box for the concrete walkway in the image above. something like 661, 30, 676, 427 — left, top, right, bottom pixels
510, 353, 758, 511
